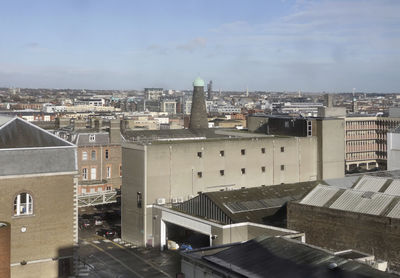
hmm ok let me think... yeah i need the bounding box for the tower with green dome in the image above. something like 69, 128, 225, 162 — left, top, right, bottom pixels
189, 77, 208, 130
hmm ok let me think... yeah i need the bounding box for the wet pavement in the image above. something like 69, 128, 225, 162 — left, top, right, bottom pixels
77, 206, 181, 277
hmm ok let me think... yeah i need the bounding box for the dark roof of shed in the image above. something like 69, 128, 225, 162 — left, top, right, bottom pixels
186, 236, 397, 278
204, 181, 318, 224
0, 117, 73, 149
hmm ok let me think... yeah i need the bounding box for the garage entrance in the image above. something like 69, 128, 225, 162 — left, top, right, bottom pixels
165, 222, 210, 250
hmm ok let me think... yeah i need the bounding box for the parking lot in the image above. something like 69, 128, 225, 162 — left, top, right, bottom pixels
77, 204, 181, 277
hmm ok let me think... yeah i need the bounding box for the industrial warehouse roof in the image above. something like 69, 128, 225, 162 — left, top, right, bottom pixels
182, 236, 397, 278
0, 116, 73, 148
300, 184, 400, 218
176, 181, 318, 226
123, 128, 280, 144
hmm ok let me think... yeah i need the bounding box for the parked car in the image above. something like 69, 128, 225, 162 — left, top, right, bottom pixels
96, 228, 117, 239
111, 224, 121, 238
167, 240, 179, 250
93, 216, 103, 226
179, 244, 193, 251
79, 219, 91, 229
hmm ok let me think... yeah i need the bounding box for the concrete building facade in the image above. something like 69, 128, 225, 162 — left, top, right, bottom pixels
122, 135, 321, 246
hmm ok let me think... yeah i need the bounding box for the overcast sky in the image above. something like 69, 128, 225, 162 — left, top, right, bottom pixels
1, 0, 399, 92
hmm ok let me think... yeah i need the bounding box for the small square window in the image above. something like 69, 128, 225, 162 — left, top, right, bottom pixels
197, 152, 202, 158
280, 147, 285, 152
220, 170, 225, 176
261, 166, 266, 172
281, 165, 285, 171
261, 148, 266, 154
241, 149, 246, 155
197, 172, 203, 178
241, 168, 246, 175
220, 150, 225, 157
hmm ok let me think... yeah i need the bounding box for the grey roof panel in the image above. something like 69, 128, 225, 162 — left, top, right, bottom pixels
353, 176, 387, 192
0, 117, 73, 148
300, 185, 340, 207
75, 133, 110, 146
384, 179, 400, 196
330, 190, 394, 216
386, 200, 400, 219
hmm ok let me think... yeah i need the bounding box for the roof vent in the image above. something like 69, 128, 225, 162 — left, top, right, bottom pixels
362, 191, 374, 199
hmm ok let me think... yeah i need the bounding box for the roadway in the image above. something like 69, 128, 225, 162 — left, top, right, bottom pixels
77, 206, 181, 277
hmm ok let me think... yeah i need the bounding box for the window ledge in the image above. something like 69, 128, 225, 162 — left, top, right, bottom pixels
12, 214, 35, 219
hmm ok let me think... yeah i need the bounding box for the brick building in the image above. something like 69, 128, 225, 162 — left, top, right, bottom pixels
0, 116, 77, 277
287, 174, 400, 271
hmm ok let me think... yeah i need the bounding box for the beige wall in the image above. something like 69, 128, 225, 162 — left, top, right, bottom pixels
0, 174, 75, 278
122, 136, 318, 246
316, 118, 345, 179
121, 146, 146, 246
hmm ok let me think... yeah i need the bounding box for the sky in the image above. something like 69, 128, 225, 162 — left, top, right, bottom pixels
0, 0, 400, 92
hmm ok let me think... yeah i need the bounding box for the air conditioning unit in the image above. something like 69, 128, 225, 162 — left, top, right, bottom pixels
156, 198, 166, 205
171, 198, 178, 204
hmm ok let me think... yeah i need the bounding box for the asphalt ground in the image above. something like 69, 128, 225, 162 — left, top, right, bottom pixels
77, 207, 181, 277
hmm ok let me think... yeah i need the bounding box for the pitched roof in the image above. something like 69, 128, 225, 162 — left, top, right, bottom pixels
184, 236, 396, 278
0, 117, 73, 149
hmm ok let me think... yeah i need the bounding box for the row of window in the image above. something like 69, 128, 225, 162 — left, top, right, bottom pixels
82, 165, 122, 180
82, 149, 110, 161
196, 165, 285, 178
196, 147, 285, 158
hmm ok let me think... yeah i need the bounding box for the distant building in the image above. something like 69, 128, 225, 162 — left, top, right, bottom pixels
145, 88, 163, 101
161, 100, 177, 115
0, 116, 77, 277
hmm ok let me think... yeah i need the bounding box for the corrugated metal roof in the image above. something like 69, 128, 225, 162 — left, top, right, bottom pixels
384, 179, 400, 196
300, 185, 340, 207
330, 190, 394, 216
353, 176, 387, 192
386, 200, 400, 219
323, 176, 359, 189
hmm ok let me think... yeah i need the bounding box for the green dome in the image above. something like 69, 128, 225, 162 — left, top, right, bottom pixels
193, 77, 205, 87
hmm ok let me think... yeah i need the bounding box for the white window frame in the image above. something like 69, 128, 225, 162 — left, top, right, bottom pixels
82, 151, 88, 161
91, 167, 97, 180
82, 168, 88, 180
14, 193, 33, 216
89, 134, 96, 142
106, 166, 111, 179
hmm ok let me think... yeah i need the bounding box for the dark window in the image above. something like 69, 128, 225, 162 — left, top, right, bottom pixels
137, 192, 142, 208
220, 170, 225, 176
241, 168, 246, 174
261, 148, 266, 154
281, 165, 285, 171
91, 150, 96, 160
241, 149, 246, 155
261, 166, 266, 172
197, 152, 202, 158
105, 149, 109, 159
220, 150, 225, 157
280, 147, 285, 152
197, 172, 203, 178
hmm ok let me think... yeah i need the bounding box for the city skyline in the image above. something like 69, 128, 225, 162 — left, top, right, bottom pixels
1, 0, 400, 92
